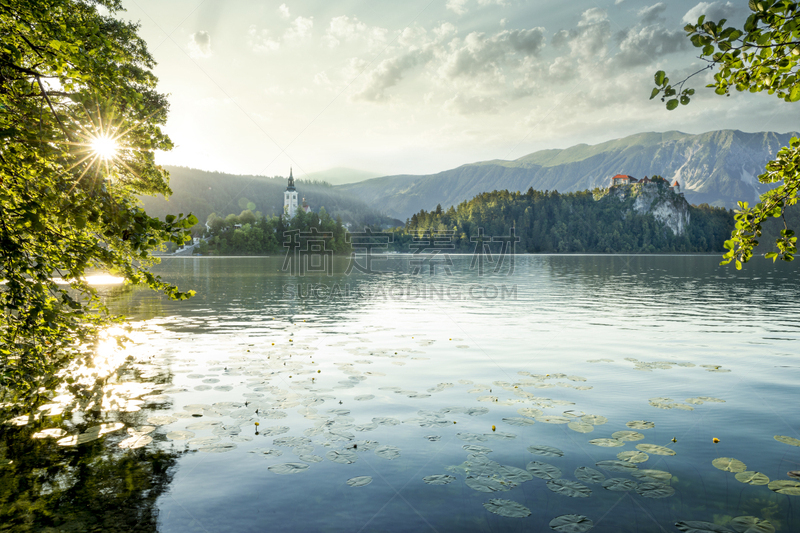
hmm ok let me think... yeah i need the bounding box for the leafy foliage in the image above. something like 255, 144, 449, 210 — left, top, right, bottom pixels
0, 0, 195, 397
651, 0, 800, 267
391, 187, 733, 254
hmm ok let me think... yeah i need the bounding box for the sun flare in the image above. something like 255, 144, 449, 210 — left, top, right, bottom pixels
90, 135, 118, 160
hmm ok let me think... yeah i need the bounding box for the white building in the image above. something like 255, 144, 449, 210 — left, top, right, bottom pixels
284, 168, 298, 218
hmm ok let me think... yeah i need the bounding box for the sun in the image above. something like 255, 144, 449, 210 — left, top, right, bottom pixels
89, 135, 119, 160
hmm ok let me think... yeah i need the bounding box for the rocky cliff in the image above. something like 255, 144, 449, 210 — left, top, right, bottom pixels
602, 183, 690, 236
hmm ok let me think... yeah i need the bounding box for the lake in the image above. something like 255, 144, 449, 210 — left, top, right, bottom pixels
2, 254, 799, 533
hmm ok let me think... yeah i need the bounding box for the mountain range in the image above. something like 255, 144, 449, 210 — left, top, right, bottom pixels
336, 130, 797, 221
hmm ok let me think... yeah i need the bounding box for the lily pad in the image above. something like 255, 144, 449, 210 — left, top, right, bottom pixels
327, 449, 358, 464
497, 465, 533, 483
527, 444, 564, 457
423, 474, 455, 485
617, 451, 649, 463
118, 435, 153, 449
147, 415, 177, 425
581, 415, 607, 426
636, 444, 676, 456
631, 469, 672, 483
268, 462, 309, 475
589, 438, 625, 447
774, 435, 800, 447
549, 514, 594, 532
198, 442, 237, 453
675, 521, 732, 533
626, 420, 655, 430
457, 432, 488, 443
734, 471, 770, 486
463, 445, 493, 454
767, 479, 800, 495
611, 431, 644, 442
574, 467, 605, 484
483, 499, 531, 518
300, 454, 324, 463
712, 457, 747, 473
537, 415, 570, 424
374, 445, 400, 460
517, 407, 543, 418
596, 460, 638, 473
502, 417, 536, 426
728, 516, 774, 533
167, 430, 194, 440
636, 482, 675, 498
602, 477, 637, 491
568, 421, 595, 433
465, 475, 515, 492
546, 479, 591, 498
527, 461, 562, 480
346, 476, 372, 487
250, 447, 283, 457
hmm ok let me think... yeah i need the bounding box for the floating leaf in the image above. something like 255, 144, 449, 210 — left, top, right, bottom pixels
346, 476, 372, 487
767, 479, 800, 495
497, 465, 533, 483
502, 417, 536, 426
527, 461, 562, 480
712, 457, 747, 473
546, 479, 591, 498
611, 431, 644, 442
549, 514, 594, 532
596, 460, 638, 473
485, 431, 516, 441
423, 475, 455, 485
675, 521, 732, 533
268, 462, 309, 475
636, 444, 676, 456
774, 435, 800, 447
518, 407, 543, 418
119, 435, 152, 449
147, 415, 178, 425
537, 415, 570, 424
374, 445, 400, 460
188, 436, 220, 447
250, 447, 283, 457
617, 451, 649, 463
589, 438, 625, 448
300, 454, 324, 463
32, 428, 67, 439
631, 469, 672, 483
581, 415, 607, 426
483, 499, 531, 518
735, 471, 770, 486
327, 449, 358, 464
457, 432, 488, 443
602, 478, 637, 491
167, 430, 194, 440
626, 421, 655, 430
463, 445, 492, 454
527, 444, 564, 457
636, 482, 675, 498
198, 442, 237, 453
728, 516, 775, 533
568, 421, 595, 433
466, 475, 515, 492
574, 467, 605, 484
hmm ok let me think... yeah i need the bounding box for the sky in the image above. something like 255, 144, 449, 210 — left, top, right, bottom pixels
117, 0, 797, 178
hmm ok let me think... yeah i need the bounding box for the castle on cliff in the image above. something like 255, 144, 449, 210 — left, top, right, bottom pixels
611, 174, 682, 195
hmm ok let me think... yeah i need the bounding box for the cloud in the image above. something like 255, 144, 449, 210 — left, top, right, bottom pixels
188, 31, 212, 58
440, 28, 546, 83
433, 22, 457, 42
284, 16, 314, 41
554, 9, 612, 60
278, 3, 290, 19
446, 0, 469, 15
248, 26, 280, 53
444, 93, 503, 115
638, 3, 667, 25
354, 50, 431, 102
613, 25, 687, 68
682, 2, 736, 24
325, 15, 367, 47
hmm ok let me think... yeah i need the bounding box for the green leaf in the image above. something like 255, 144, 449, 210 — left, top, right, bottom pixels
789, 85, 800, 102
650, 88, 660, 100
654, 71, 666, 86
666, 99, 679, 110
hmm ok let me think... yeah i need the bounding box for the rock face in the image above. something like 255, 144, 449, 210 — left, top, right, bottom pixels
607, 183, 690, 236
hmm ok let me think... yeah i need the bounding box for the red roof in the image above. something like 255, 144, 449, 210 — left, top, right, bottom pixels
612, 174, 633, 180
672, 180, 680, 187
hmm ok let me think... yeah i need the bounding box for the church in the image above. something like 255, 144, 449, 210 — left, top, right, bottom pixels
283, 168, 311, 218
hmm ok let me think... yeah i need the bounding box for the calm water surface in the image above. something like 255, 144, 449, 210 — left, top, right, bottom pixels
5, 255, 800, 533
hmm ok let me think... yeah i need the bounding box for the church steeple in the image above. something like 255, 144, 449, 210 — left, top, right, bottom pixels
287, 167, 296, 191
